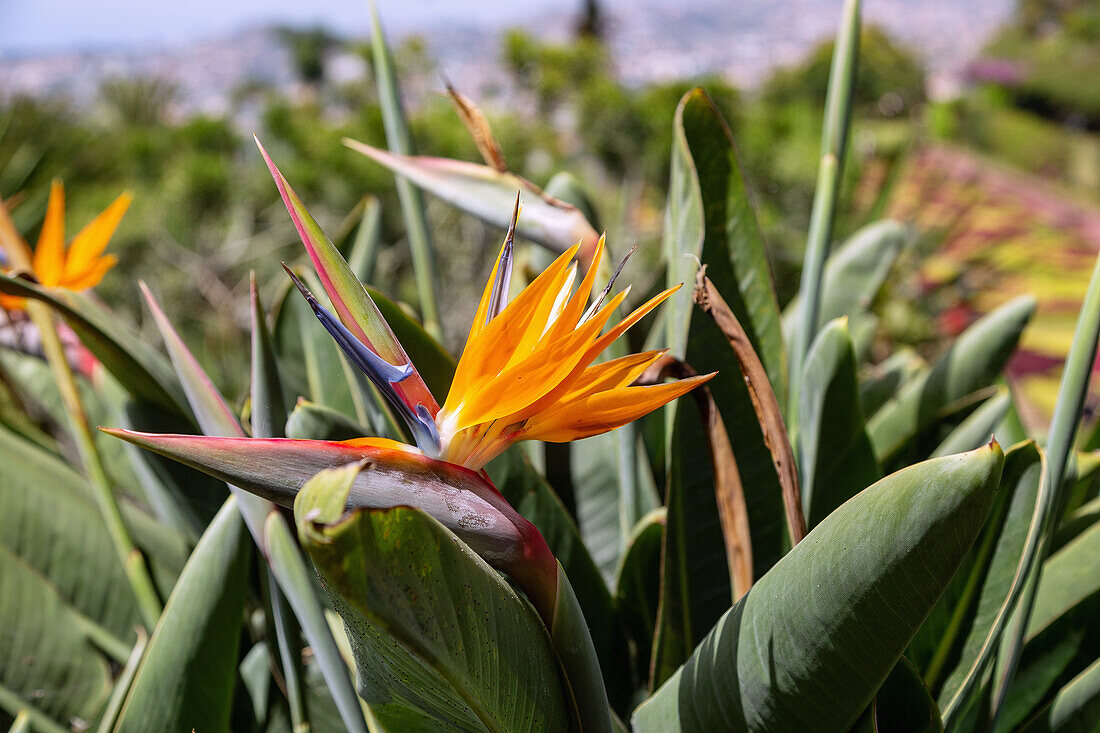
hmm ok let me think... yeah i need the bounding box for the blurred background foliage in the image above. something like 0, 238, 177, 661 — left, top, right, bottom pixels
3, 0, 1099, 424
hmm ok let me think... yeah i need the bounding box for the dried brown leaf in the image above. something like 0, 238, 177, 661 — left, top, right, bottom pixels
693, 268, 808, 546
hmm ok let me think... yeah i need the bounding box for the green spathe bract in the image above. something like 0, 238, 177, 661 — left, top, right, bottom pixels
294, 462, 570, 732
634, 443, 1004, 731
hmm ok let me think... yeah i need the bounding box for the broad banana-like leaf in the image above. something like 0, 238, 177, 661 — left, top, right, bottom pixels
0, 273, 186, 415
0, 422, 188, 610
662, 88, 785, 401
344, 139, 601, 262
633, 443, 1004, 731
0, 350, 142, 499
294, 463, 570, 732
0, 424, 142, 646
868, 296, 1035, 463
569, 434, 625, 579
113, 497, 250, 733
0, 545, 112, 729
799, 317, 880, 529
783, 218, 910, 354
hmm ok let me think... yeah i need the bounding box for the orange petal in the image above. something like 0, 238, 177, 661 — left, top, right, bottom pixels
559, 349, 668, 399
499, 286, 676, 426
63, 254, 118, 291
582, 285, 679, 363
524, 373, 715, 443
504, 260, 578, 369
63, 192, 131, 282
453, 289, 628, 429
538, 234, 605, 346
31, 181, 66, 287
468, 228, 512, 343
446, 243, 579, 412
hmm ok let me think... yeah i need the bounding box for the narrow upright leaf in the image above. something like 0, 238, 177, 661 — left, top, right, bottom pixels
367, 0, 441, 336
799, 317, 879, 529
113, 498, 250, 733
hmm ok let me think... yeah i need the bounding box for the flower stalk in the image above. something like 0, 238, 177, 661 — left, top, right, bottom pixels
0, 198, 162, 628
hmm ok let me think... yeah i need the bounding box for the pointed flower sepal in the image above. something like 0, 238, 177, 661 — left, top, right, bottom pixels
101, 428, 557, 593
255, 137, 440, 419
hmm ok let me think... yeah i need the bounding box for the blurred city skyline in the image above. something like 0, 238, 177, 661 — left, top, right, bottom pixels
4, 0, 629, 55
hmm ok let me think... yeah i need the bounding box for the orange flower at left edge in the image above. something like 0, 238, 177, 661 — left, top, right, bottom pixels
0, 180, 131, 311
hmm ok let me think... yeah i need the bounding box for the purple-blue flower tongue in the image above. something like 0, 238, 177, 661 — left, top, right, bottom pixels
283, 265, 440, 453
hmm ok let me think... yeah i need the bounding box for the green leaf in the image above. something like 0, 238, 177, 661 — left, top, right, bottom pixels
570, 434, 625, 580
347, 196, 382, 285
860, 347, 926, 417
295, 463, 570, 732
799, 317, 880, 529
1052, 496, 1100, 555
916, 442, 1047, 723
867, 295, 1035, 464
663, 88, 785, 401
852, 657, 943, 733
1018, 657, 1100, 732
0, 422, 188, 620
788, 0, 861, 403
652, 89, 789, 684
285, 399, 372, 441
0, 274, 187, 415
783, 218, 909, 354
931, 388, 1012, 459
113, 497, 250, 733
366, 0, 440, 337
0, 545, 112, 729
0, 350, 142, 501
995, 247, 1100, 723
94, 629, 148, 733
651, 394, 736, 688
998, 519, 1100, 729
615, 509, 666, 681
633, 443, 1004, 732
0, 423, 143, 645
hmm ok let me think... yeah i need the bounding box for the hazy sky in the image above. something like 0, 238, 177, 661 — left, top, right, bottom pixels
0, 0, 606, 55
